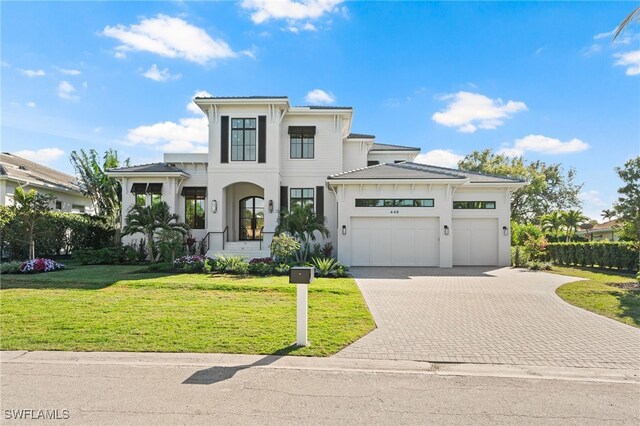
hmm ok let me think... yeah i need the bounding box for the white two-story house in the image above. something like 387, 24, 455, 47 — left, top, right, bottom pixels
108, 96, 525, 267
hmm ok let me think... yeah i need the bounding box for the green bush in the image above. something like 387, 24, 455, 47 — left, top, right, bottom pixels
525, 261, 553, 271
215, 254, 249, 275
511, 222, 543, 246
274, 263, 291, 276
0, 260, 23, 274
309, 257, 349, 278
545, 242, 639, 271
511, 246, 530, 267
248, 258, 273, 276
270, 233, 300, 263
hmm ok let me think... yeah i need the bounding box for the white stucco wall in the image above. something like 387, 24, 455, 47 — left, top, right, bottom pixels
367, 151, 419, 164
1, 180, 94, 214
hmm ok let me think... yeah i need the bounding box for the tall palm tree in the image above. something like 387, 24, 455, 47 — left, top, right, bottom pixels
541, 211, 564, 242
276, 205, 329, 264
561, 209, 587, 242
122, 201, 189, 262
601, 208, 616, 221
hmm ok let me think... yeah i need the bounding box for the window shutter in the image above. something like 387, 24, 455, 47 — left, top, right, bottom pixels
258, 115, 266, 163
220, 116, 229, 163
315, 186, 324, 217
280, 186, 288, 211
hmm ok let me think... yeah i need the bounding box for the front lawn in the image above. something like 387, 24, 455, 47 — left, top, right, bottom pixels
553, 266, 639, 328
0, 264, 374, 356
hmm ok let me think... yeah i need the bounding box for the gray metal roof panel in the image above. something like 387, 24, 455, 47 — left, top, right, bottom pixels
370, 142, 420, 152
108, 162, 186, 173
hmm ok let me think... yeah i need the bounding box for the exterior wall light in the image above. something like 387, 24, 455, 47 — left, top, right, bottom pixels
212, 200, 217, 213
503, 225, 508, 236
444, 225, 449, 235
342, 225, 347, 235
268, 199, 273, 213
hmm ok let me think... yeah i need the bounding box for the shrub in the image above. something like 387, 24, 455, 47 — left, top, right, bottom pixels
545, 242, 639, 271
321, 242, 334, 258
74, 247, 127, 265
145, 262, 174, 273
270, 233, 300, 263
215, 254, 249, 275
525, 261, 552, 271
0, 260, 23, 274
173, 255, 208, 273
522, 234, 548, 261
274, 263, 291, 276
248, 258, 273, 276
511, 222, 543, 246
309, 257, 349, 278
511, 246, 530, 268
19, 258, 65, 273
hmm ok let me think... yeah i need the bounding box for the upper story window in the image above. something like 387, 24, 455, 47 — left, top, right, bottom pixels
453, 201, 496, 209
367, 161, 379, 166
231, 118, 257, 161
288, 126, 316, 159
147, 183, 163, 205
55, 201, 62, 210
290, 188, 314, 209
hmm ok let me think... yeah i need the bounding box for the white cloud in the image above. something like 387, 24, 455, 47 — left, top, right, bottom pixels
414, 149, 463, 169
82, 81, 88, 88
26, 102, 36, 108
614, 50, 640, 76
57, 81, 79, 100
54, 67, 81, 75
242, 0, 345, 24
304, 89, 335, 104
20, 69, 46, 77
14, 148, 65, 164
498, 134, 589, 156
93, 127, 103, 133
432, 91, 527, 133
593, 29, 615, 40
103, 14, 238, 64
579, 190, 608, 221
186, 90, 212, 114
142, 64, 182, 82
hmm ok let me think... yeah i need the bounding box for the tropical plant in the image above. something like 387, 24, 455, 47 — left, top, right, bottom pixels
561, 209, 587, 242
12, 188, 54, 259
541, 211, 564, 241
276, 205, 329, 264
214, 254, 249, 274
157, 228, 186, 264
270, 233, 301, 263
122, 201, 189, 262
248, 257, 273, 276
70, 149, 129, 242
0, 260, 23, 274
309, 257, 348, 277
601, 208, 617, 221
613, 7, 640, 41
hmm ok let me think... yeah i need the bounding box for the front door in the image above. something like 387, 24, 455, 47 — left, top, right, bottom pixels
239, 196, 264, 240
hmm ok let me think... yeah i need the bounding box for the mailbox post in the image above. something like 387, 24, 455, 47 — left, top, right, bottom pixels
289, 266, 314, 346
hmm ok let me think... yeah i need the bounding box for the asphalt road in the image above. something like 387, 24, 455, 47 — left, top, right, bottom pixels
2, 353, 639, 425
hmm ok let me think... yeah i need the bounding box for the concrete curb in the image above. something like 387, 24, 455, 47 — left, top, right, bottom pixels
2, 351, 638, 384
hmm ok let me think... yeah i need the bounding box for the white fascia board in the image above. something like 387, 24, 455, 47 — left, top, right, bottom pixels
106, 171, 190, 179
287, 108, 353, 116
327, 178, 469, 186
194, 98, 290, 107
369, 150, 420, 154
463, 182, 527, 188
2, 176, 82, 195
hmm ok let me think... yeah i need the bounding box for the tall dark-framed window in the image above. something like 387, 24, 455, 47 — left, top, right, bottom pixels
231, 118, 257, 161
290, 188, 314, 209
147, 183, 163, 205
131, 183, 147, 206
290, 133, 314, 158
183, 187, 206, 229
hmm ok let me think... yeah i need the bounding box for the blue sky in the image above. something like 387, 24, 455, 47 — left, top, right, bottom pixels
1, 1, 638, 220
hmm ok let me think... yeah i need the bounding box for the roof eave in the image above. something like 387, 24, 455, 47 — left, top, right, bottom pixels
369, 149, 421, 153
464, 181, 527, 187
106, 171, 190, 178
327, 178, 469, 185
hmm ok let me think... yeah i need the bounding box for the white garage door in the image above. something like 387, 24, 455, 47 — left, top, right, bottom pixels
350, 217, 439, 266
452, 218, 498, 266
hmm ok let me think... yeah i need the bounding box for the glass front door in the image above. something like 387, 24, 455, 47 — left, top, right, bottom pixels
239, 196, 264, 240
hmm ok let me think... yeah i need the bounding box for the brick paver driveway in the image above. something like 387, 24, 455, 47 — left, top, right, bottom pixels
336, 267, 640, 369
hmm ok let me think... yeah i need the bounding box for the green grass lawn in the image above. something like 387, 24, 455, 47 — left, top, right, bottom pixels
0, 263, 375, 356
553, 266, 639, 328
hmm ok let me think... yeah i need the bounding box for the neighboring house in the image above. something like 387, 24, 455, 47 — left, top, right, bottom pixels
107, 96, 525, 267
576, 220, 620, 241
0, 152, 94, 214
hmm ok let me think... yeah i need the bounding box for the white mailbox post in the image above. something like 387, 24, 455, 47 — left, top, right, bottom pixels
289, 267, 314, 347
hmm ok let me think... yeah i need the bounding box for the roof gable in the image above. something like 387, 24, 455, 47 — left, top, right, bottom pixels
0, 152, 81, 193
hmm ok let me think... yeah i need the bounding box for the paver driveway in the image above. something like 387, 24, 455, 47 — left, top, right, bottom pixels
336, 267, 640, 369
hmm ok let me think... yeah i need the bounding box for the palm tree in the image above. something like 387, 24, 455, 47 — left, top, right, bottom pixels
601, 208, 616, 221
275, 205, 329, 264
613, 7, 640, 41
561, 209, 587, 242
541, 211, 564, 242
122, 201, 189, 262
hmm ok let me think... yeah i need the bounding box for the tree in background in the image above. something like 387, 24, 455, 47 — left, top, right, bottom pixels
458, 149, 582, 223
561, 209, 587, 242
612, 156, 640, 241
70, 149, 129, 241
601, 208, 617, 221
12, 188, 54, 259
541, 211, 564, 242
122, 201, 189, 262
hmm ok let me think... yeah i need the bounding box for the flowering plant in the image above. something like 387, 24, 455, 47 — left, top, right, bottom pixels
173, 255, 208, 267
19, 258, 65, 273
249, 257, 273, 265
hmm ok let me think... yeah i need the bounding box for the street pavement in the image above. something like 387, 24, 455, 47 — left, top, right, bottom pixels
2, 351, 639, 425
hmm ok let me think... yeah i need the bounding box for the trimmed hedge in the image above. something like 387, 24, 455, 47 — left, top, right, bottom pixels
545, 242, 639, 272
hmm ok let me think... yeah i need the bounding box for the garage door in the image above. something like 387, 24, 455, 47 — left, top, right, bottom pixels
452, 218, 498, 265
350, 217, 439, 266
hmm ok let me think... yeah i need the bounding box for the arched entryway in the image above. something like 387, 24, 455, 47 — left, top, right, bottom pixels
239, 196, 264, 240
